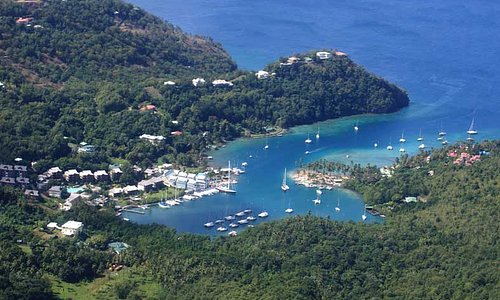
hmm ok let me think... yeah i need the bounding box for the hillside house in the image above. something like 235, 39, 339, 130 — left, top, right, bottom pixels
94, 170, 109, 181
61, 221, 83, 236
64, 169, 80, 182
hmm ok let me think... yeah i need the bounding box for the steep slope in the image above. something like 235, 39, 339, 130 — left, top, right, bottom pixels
0, 0, 408, 170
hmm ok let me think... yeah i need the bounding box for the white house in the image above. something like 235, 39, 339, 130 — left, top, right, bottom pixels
212, 79, 233, 87
109, 187, 123, 197
60, 193, 81, 211
316, 51, 332, 60
175, 177, 187, 189
123, 185, 139, 195
163, 81, 176, 86
255, 70, 270, 79
64, 169, 80, 182
79, 170, 94, 182
47, 167, 63, 178
61, 220, 83, 236
94, 170, 109, 181
139, 134, 165, 144
192, 78, 206, 87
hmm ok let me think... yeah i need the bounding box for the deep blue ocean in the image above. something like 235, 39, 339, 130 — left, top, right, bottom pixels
123, 0, 500, 234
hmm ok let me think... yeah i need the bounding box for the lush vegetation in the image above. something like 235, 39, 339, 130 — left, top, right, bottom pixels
0, 0, 408, 170
0, 140, 498, 299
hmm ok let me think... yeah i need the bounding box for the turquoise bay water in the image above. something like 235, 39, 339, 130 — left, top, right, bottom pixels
124, 0, 500, 234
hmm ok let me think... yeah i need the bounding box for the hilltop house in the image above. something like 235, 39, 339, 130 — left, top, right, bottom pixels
212, 79, 233, 87
255, 70, 270, 79
316, 51, 332, 60
192, 78, 206, 87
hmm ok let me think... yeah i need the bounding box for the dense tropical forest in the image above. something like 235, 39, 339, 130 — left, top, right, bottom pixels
0, 140, 497, 299
0, 0, 408, 171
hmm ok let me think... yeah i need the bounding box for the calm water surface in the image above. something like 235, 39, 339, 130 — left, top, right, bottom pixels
123, 0, 500, 234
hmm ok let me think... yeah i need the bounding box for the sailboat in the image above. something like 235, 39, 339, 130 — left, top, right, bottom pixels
158, 189, 170, 208
417, 129, 424, 141
467, 118, 478, 135
316, 127, 320, 139
217, 161, 236, 193
335, 198, 341, 212
264, 136, 269, 149
399, 131, 406, 143
387, 138, 393, 151
438, 122, 447, 136
312, 189, 322, 205
305, 134, 312, 144
354, 120, 359, 132
281, 168, 290, 191
362, 205, 367, 221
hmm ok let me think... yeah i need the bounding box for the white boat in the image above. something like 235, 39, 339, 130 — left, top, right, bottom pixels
438, 121, 447, 136
215, 219, 225, 224
399, 148, 405, 152
229, 223, 239, 228
246, 216, 257, 221
374, 143, 378, 148
281, 168, 290, 191
316, 127, 320, 139
285, 208, 294, 213
228, 231, 238, 237
354, 121, 359, 132
305, 151, 310, 155
224, 215, 235, 221
204, 222, 215, 228
387, 138, 393, 150
362, 206, 367, 221
313, 189, 322, 204
235, 211, 246, 217
216, 226, 228, 232
305, 134, 312, 144
335, 198, 341, 212
158, 201, 170, 209
258, 211, 269, 218
217, 161, 237, 193
437, 136, 444, 141
417, 129, 424, 141
466, 135, 474, 142
467, 117, 478, 135
241, 162, 248, 167
442, 140, 448, 145
243, 209, 252, 214
399, 131, 406, 143
418, 143, 426, 149
237, 219, 249, 225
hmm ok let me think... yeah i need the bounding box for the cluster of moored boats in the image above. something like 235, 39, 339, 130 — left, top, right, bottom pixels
158, 188, 220, 209
204, 209, 269, 236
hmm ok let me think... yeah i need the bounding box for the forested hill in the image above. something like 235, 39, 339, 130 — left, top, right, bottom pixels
0, 0, 409, 169
0, 141, 497, 299
0, 0, 236, 84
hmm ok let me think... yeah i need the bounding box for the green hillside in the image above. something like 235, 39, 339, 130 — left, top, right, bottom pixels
0, 141, 498, 299
0, 0, 408, 170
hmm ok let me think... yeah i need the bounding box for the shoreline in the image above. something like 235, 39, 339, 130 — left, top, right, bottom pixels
291, 169, 350, 189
